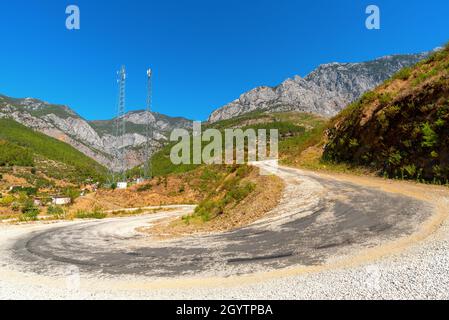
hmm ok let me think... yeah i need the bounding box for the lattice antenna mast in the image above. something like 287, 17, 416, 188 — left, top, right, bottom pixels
143, 68, 153, 180
115, 65, 127, 182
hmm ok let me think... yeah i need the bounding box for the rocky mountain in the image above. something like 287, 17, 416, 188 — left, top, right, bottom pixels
0, 94, 191, 170
208, 51, 431, 123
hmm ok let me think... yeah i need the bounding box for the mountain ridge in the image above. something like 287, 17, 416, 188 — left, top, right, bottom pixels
0, 94, 192, 171
208, 51, 432, 123
323, 44, 449, 182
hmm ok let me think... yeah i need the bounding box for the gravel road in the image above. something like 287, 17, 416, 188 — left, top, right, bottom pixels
0, 164, 448, 299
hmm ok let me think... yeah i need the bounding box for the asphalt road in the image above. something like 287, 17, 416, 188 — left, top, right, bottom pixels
7, 165, 433, 279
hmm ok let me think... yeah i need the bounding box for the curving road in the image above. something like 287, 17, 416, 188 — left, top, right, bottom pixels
4, 164, 434, 281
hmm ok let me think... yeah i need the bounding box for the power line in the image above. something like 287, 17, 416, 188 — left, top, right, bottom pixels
143, 68, 153, 180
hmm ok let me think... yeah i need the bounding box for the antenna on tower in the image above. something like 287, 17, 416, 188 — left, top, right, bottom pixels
114, 65, 127, 185
143, 68, 153, 180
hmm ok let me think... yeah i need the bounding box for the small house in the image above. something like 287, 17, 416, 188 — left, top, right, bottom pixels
117, 182, 128, 190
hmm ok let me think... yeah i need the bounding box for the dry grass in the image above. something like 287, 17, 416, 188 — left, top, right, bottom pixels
70, 175, 200, 214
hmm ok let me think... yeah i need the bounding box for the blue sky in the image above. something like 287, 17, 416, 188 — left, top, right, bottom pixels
0, 0, 448, 121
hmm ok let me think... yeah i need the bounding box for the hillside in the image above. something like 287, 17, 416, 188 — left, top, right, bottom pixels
0, 118, 106, 183
122, 112, 326, 232
208, 51, 431, 122
0, 47, 435, 172
323, 44, 449, 183
133, 111, 328, 179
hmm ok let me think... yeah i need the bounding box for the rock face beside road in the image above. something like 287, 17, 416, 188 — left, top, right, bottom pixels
0, 95, 191, 170
208, 52, 430, 122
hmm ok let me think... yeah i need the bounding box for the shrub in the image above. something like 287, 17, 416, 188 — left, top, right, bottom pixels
435, 118, 445, 127
235, 165, 251, 178
393, 67, 412, 80
194, 199, 219, 222
413, 68, 438, 86
388, 151, 402, 166
75, 207, 106, 219
377, 112, 389, 129
401, 140, 412, 148
349, 138, 359, 148
0, 195, 15, 206
0, 141, 34, 167
421, 123, 438, 147
20, 199, 39, 221
9, 186, 37, 196
47, 205, 65, 219
378, 92, 393, 105
63, 187, 81, 202
385, 105, 401, 117
11, 201, 20, 211
402, 164, 416, 177
137, 184, 152, 192
21, 208, 39, 221
226, 182, 255, 203
360, 91, 378, 103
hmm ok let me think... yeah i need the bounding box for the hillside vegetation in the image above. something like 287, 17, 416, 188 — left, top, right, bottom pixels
0, 118, 106, 183
0, 118, 109, 221
324, 44, 449, 183
0, 140, 34, 167
127, 113, 315, 231
139, 112, 328, 178
145, 164, 283, 237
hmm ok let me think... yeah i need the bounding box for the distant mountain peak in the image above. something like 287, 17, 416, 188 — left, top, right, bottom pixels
207, 50, 431, 123
0, 94, 191, 171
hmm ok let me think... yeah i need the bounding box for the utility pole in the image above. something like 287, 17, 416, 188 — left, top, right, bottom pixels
143, 68, 153, 180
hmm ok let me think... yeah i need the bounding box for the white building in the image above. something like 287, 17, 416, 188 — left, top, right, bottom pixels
135, 178, 145, 184
117, 182, 128, 190
52, 196, 71, 205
